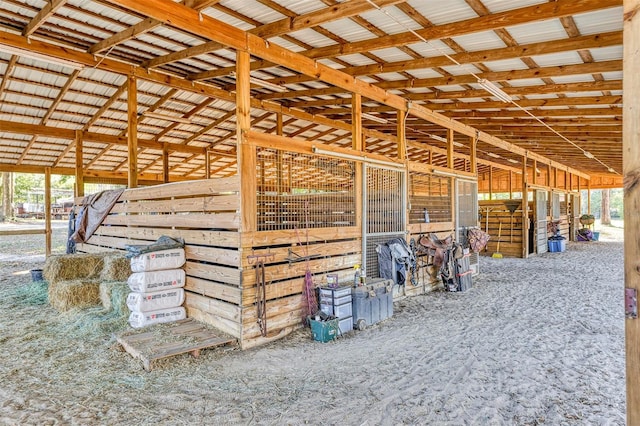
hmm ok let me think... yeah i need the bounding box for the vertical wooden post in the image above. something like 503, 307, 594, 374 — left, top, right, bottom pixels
163, 145, 170, 182
509, 171, 513, 199
554, 167, 558, 189
532, 160, 537, 186
237, 50, 256, 233
352, 94, 363, 233
587, 180, 591, 214
127, 75, 138, 189
470, 134, 477, 176
397, 110, 406, 161
488, 166, 493, 200
204, 150, 211, 180
447, 128, 454, 169
276, 112, 283, 136
624, 0, 640, 421
522, 155, 529, 258
44, 167, 51, 257
74, 130, 84, 198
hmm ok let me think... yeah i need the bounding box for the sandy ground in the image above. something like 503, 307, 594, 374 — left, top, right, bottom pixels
0, 221, 626, 425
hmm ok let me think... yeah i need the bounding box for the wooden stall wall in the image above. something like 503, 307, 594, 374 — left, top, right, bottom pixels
406, 169, 456, 295
75, 177, 243, 340
479, 199, 524, 258
238, 147, 362, 349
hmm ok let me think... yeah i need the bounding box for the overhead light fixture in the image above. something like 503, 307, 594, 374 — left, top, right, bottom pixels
583, 151, 595, 159
477, 78, 512, 103
361, 112, 388, 124
0, 43, 85, 70
487, 152, 500, 158
142, 111, 195, 124
432, 168, 476, 180
608, 167, 616, 173
250, 76, 288, 93
312, 146, 404, 169
507, 158, 520, 164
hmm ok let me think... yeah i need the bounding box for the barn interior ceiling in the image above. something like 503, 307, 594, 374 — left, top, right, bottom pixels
0, 0, 623, 183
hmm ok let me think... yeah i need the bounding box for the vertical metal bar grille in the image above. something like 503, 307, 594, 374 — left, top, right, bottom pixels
408, 173, 452, 224
456, 179, 479, 274
364, 166, 405, 278
256, 148, 356, 231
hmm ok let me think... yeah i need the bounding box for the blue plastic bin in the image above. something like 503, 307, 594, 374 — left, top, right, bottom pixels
548, 240, 566, 252
309, 318, 339, 342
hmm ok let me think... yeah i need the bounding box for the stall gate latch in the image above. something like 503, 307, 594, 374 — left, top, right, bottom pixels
626, 288, 637, 319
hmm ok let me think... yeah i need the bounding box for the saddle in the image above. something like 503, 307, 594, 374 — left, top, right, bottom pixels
417, 233, 454, 267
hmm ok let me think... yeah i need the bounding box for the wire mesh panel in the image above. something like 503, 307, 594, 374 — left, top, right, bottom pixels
364, 166, 405, 279
256, 148, 356, 231
409, 173, 452, 224
536, 190, 548, 254
456, 179, 479, 274
366, 166, 405, 234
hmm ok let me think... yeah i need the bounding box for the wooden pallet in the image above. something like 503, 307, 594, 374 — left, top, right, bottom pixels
117, 318, 237, 371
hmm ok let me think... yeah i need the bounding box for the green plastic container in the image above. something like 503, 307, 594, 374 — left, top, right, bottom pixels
309, 318, 339, 342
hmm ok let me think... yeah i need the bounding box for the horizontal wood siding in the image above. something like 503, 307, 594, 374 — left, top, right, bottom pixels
238, 227, 361, 349
75, 177, 243, 339
479, 200, 524, 258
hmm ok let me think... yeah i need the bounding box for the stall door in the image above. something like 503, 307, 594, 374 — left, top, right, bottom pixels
456, 179, 479, 275
535, 190, 548, 254
363, 165, 405, 280
570, 193, 581, 241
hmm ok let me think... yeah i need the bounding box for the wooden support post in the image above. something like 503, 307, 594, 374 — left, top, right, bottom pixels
447, 128, 454, 169
532, 159, 537, 185
489, 166, 493, 200
470, 134, 477, 176
44, 167, 51, 257
397, 110, 406, 161
587, 180, 592, 214
127, 75, 138, 189
509, 171, 513, 199
203, 149, 211, 179
565, 171, 569, 191
74, 130, 84, 197
352, 93, 363, 232
237, 50, 256, 232
522, 155, 529, 258
276, 112, 283, 136
554, 167, 558, 189
163, 145, 170, 182
547, 163, 552, 187
624, 0, 640, 421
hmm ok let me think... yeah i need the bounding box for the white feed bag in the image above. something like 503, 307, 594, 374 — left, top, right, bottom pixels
128, 306, 186, 329
127, 269, 186, 293
126, 288, 185, 312
130, 248, 185, 272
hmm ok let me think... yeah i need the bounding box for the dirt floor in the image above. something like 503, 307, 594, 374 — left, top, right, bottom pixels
0, 220, 626, 424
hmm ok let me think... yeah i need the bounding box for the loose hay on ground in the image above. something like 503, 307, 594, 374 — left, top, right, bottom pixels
43, 253, 105, 284
99, 280, 129, 314
48, 279, 101, 312
100, 253, 131, 282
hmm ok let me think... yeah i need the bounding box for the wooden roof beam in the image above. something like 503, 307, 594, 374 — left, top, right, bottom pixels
144, 0, 407, 70
22, 0, 68, 37
303, 0, 621, 59
0, 55, 17, 99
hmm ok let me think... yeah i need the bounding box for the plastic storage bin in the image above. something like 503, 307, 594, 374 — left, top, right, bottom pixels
318, 286, 353, 334
309, 318, 339, 342
548, 239, 566, 252
352, 279, 394, 330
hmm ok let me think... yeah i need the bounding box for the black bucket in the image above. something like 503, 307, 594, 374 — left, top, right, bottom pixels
30, 269, 44, 282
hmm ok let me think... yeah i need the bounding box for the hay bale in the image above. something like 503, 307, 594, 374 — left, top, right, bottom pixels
99, 281, 129, 314
48, 279, 101, 312
100, 253, 131, 281
44, 254, 105, 285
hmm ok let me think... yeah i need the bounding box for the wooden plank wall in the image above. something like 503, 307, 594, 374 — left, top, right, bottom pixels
75, 177, 244, 339
479, 200, 524, 258
239, 226, 361, 349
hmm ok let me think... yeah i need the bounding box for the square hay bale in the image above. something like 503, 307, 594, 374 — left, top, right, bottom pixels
48, 279, 101, 312
44, 254, 105, 285
100, 253, 131, 282
99, 281, 129, 315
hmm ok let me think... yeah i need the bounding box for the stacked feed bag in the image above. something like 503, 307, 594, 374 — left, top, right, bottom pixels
127, 248, 187, 328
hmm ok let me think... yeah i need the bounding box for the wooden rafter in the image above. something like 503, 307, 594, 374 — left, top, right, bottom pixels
22, 0, 68, 37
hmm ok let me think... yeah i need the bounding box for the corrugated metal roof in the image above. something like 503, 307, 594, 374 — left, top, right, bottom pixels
590, 46, 624, 62
573, 6, 623, 36
530, 51, 585, 67
408, 0, 477, 25
481, 0, 547, 14
320, 19, 375, 43
506, 19, 567, 45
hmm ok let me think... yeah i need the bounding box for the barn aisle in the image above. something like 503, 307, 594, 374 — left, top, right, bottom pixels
0, 227, 625, 424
